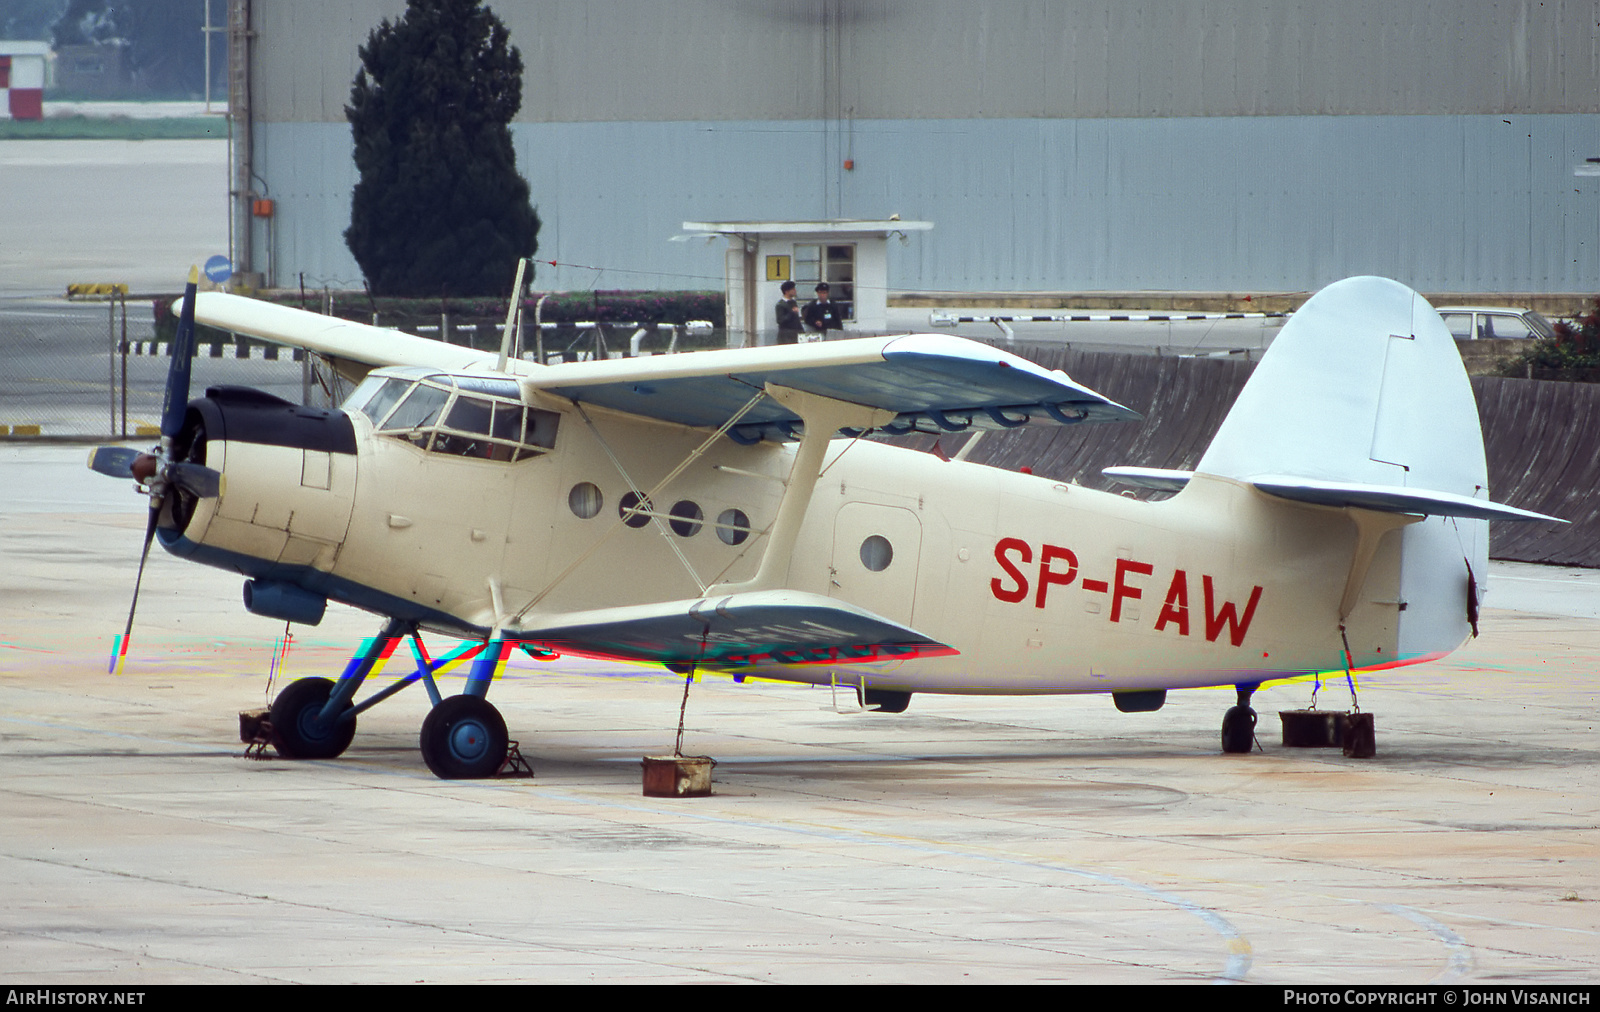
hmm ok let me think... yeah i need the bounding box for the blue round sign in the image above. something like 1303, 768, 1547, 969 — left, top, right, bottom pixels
203, 255, 233, 283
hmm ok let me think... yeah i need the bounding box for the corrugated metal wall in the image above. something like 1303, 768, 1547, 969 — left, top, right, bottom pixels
246, 1, 1600, 294
256, 1, 1600, 122
262, 113, 1600, 294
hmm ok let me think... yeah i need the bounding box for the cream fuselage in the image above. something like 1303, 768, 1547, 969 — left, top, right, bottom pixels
183, 401, 1421, 696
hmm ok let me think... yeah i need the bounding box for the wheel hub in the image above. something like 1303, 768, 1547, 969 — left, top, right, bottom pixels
450, 720, 488, 760
297, 707, 333, 742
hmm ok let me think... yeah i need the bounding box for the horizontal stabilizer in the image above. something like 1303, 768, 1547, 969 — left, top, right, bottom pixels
1250, 476, 1564, 523
516, 590, 957, 667
1103, 464, 1559, 522
1102, 465, 1193, 491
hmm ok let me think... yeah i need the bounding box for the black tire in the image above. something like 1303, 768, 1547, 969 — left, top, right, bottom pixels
1221, 705, 1257, 754
270, 676, 356, 759
419, 695, 509, 779
863, 688, 912, 714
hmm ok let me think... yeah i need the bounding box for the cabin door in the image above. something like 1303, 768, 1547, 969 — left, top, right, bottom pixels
829, 503, 922, 626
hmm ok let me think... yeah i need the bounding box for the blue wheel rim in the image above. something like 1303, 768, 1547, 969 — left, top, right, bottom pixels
449, 719, 489, 761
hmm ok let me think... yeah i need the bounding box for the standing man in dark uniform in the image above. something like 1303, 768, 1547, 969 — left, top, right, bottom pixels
775, 280, 803, 344
802, 282, 843, 337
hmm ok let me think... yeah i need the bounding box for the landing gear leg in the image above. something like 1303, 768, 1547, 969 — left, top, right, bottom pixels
1221, 682, 1259, 754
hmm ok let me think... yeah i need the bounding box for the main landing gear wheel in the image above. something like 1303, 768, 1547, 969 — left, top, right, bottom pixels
420, 695, 509, 779
270, 676, 356, 759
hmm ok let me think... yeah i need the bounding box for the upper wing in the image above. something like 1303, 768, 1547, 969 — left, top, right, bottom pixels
527, 332, 1138, 441
194, 292, 489, 373
514, 590, 957, 668
195, 292, 1139, 441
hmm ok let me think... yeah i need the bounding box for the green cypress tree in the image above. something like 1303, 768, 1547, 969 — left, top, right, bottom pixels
344, 0, 540, 297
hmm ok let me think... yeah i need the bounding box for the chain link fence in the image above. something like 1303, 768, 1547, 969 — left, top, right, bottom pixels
0, 296, 345, 440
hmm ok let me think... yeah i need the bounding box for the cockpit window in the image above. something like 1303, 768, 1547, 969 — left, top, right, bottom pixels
523, 408, 558, 450
344, 375, 412, 426
491, 402, 521, 442
433, 396, 497, 459
350, 371, 558, 462
383, 383, 450, 438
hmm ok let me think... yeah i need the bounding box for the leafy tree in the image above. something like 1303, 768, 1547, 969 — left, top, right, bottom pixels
1503, 301, 1600, 382
344, 0, 539, 297
4, 0, 70, 41
51, 0, 117, 46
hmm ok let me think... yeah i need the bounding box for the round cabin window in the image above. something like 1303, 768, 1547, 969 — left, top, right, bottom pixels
860, 535, 893, 572
717, 508, 750, 546
669, 500, 704, 537
618, 491, 653, 528
568, 482, 603, 519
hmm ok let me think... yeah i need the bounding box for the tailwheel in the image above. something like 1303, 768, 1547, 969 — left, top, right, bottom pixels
420, 694, 509, 779
270, 676, 357, 759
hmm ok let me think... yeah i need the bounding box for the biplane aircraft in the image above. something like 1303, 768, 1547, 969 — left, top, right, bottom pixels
89, 272, 1558, 777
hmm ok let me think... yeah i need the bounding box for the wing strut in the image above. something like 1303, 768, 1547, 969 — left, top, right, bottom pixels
573, 400, 712, 594
494, 257, 529, 373
709, 384, 894, 595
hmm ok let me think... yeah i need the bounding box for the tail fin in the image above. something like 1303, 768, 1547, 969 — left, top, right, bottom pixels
1198, 276, 1487, 495
1197, 276, 1494, 659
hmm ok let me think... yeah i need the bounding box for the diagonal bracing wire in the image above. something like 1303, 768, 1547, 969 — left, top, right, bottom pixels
508, 386, 770, 624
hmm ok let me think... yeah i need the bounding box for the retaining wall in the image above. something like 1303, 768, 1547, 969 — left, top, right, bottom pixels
893, 347, 1598, 567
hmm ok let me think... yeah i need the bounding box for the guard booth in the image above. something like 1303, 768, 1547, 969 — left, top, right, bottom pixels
682, 219, 932, 346
0, 42, 50, 120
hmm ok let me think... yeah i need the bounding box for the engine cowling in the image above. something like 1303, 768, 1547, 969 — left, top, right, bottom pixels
160, 386, 359, 609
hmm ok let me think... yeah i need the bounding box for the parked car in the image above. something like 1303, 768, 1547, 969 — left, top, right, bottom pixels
1434, 306, 1556, 341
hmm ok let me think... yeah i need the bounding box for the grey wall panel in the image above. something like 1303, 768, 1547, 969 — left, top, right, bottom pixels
256, 121, 365, 288
844, 113, 1600, 292
254, 113, 1600, 295
254, 1, 406, 124
253, 1, 1600, 123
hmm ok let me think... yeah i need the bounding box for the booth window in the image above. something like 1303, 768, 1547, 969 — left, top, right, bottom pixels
792, 243, 856, 321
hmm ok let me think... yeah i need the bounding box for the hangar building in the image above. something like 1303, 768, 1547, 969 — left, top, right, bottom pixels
228, 1, 1600, 298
